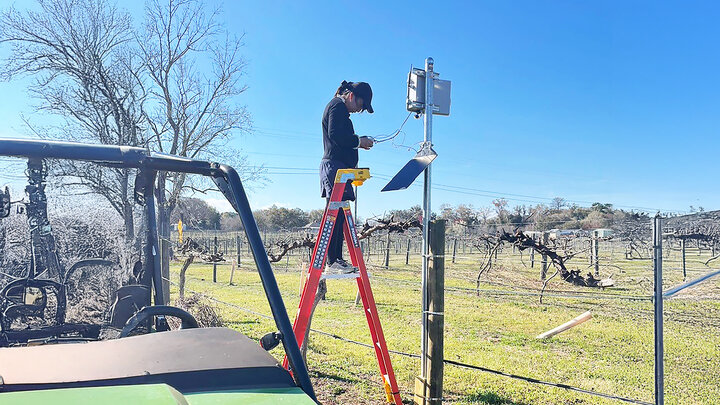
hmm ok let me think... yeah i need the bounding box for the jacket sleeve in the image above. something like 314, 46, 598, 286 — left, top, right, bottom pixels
327, 102, 360, 148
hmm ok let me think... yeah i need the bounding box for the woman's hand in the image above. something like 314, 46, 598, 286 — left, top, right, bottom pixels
358, 136, 374, 150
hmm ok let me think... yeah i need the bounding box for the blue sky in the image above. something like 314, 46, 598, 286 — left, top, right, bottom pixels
1, 1, 719, 218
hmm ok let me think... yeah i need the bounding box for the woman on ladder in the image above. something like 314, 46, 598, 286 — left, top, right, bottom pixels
320, 80, 375, 273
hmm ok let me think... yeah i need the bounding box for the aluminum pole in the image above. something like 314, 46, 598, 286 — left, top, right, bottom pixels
421, 56, 434, 381
653, 215, 664, 405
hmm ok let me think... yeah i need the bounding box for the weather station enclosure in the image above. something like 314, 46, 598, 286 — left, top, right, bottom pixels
407, 67, 452, 116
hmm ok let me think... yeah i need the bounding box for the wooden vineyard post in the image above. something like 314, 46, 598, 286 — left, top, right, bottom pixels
406, 238, 412, 265
384, 232, 391, 268
540, 232, 549, 280
593, 236, 600, 276
530, 234, 535, 268
236, 234, 242, 267
213, 236, 218, 283
452, 238, 457, 264
229, 259, 236, 285
415, 220, 445, 405
681, 239, 686, 281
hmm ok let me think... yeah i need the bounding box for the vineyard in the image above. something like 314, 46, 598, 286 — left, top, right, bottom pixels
170, 219, 720, 404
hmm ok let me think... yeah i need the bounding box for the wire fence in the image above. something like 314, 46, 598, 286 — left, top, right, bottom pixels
166, 217, 720, 404
168, 276, 653, 405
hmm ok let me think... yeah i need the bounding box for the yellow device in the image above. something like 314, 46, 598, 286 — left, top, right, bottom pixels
335, 168, 371, 186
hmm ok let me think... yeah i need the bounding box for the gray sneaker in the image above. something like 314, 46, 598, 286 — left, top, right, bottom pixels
325, 259, 358, 274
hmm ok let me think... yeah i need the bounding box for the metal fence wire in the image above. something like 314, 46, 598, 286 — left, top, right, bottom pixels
167, 214, 720, 404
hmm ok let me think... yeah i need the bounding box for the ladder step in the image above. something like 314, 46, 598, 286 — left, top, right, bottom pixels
320, 271, 371, 281
320, 273, 360, 280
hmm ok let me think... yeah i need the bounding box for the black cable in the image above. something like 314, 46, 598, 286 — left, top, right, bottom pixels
442, 358, 653, 405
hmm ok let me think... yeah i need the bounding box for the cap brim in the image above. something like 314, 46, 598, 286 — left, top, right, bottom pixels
365, 103, 374, 114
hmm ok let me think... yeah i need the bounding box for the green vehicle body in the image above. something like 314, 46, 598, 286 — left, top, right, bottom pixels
0, 384, 316, 405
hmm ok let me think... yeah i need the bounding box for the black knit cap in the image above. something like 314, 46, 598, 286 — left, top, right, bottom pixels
347, 81, 374, 113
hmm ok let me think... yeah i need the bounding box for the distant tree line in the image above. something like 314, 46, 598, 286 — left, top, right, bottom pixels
171, 199, 325, 232
434, 198, 649, 234
172, 196, 650, 234
378, 198, 649, 235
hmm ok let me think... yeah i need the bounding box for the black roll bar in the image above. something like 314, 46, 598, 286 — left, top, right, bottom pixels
0, 138, 316, 401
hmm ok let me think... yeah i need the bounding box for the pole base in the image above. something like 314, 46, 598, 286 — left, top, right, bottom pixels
414, 376, 429, 405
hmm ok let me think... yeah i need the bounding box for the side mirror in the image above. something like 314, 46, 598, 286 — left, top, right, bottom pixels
0, 187, 10, 218
259, 331, 282, 351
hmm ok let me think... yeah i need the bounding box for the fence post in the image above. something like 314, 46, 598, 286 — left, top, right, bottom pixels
213, 236, 218, 283
236, 235, 242, 267
530, 235, 535, 268
540, 232, 549, 280
406, 238, 412, 265
593, 236, 600, 276
452, 238, 457, 264
414, 219, 445, 405
653, 215, 664, 405
681, 238, 686, 281
384, 232, 391, 268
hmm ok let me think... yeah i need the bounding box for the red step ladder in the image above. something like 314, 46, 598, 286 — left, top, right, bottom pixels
283, 168, 402, 404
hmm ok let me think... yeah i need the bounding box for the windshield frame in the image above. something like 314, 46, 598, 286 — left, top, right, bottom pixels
0, 138, 316, 401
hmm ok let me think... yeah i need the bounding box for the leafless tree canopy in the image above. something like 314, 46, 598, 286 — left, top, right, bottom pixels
474, 230, 607, 302
0, 0, 146, 240
133, 0, 254, 292
0, 0, 254, 246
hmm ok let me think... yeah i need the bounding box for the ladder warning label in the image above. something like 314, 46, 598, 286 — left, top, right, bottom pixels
313, 217, 334, 269
345, 210, 360, 248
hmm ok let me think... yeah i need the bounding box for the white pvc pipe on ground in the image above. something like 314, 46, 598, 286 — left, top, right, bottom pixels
536, 311, 592, 339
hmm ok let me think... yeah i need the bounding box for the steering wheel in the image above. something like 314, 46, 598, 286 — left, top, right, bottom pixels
119, 305, 198, 338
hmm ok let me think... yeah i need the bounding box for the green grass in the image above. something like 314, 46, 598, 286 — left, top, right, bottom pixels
168, 241, 720, 404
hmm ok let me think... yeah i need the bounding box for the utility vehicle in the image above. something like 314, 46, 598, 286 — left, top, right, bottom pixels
0, 138, 317, 404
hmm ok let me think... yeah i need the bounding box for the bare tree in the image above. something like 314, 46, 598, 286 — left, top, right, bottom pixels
477, 206, 493, 225
492, 198, 509, 224
137, 0, 253, 298
550, 197, 566, 211
0, 0, 146, 241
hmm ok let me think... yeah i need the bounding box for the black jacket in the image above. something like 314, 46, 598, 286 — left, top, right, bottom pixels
321, 97, 359, 167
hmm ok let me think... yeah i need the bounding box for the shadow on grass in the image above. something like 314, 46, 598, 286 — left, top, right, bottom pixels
223, 319, 261, 326
464, 390, 529, 405
310, 369, 358, 385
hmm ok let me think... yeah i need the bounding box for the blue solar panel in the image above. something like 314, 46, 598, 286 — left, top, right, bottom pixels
381, 146, 437, 192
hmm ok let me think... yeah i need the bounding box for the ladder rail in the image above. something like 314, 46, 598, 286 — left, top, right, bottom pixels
344, 208, 402, 404
283, 171, 402, 404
